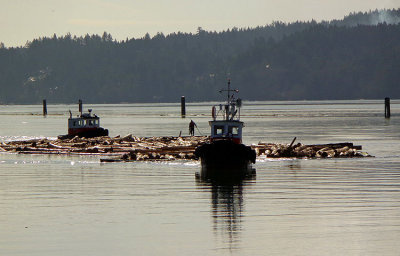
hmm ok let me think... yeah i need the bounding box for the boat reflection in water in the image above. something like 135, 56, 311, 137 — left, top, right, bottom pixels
195, 166, 256, 251
197, 164, 256, 182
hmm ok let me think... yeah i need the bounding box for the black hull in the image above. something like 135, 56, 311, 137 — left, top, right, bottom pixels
58, 128, 109, 140
195, 140, 256, 180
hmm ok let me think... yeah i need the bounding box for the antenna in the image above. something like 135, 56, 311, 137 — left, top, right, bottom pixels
219, 79, 239, 120
219, 79, 239, 104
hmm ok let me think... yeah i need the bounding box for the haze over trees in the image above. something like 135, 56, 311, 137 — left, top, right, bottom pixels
0, 9, 399, 104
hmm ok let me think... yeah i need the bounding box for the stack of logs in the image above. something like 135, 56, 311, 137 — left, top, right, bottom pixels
0, 135, 371, 161
252, 142, 368, 158
0, 135, 207, 161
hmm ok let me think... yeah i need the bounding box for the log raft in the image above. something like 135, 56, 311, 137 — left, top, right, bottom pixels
253, 141, 368, 158
0, 135, 371, 161
0, 135, 208, 160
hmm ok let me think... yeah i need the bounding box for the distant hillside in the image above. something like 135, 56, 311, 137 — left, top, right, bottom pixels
0, 8, 399, 104
330, 9, 400, 26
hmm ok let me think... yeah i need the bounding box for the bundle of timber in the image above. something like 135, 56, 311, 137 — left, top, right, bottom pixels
252, 139, 371, 158
0, 135, 371, 161
0, 135, 209, 157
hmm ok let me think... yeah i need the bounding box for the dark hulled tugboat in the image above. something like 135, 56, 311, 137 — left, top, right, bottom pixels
195, 79, 256, 179
58, 109, 109, 139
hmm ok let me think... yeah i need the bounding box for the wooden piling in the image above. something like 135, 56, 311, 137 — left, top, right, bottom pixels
181, 96, 186, 118
385, 97, 391, 118
42, 99, 47, 116
78, 99, 83, 114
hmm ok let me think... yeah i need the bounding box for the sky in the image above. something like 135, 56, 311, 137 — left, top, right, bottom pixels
0, 0, 399, 47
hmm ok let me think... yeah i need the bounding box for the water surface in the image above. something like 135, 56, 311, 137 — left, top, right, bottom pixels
1, 100, 399, 255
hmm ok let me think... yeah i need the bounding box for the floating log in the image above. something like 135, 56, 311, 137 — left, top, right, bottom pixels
0, 135, 371, 161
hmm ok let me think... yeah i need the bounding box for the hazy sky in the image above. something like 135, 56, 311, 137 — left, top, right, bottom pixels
1, 0, 399, 47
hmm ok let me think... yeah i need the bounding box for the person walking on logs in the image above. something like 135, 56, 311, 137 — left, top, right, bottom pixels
189, 120, 197, 136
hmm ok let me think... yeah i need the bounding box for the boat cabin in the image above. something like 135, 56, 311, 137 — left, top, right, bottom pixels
68, 109, 100, 136
209, 79, 244, 144
209, 120, 243, 144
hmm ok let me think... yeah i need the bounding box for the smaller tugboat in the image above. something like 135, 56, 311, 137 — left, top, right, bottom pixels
58, 109, 109, 139
195, 79, 256, 178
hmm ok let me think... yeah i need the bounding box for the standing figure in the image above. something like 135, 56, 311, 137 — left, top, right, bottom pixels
189, 120, 196, 136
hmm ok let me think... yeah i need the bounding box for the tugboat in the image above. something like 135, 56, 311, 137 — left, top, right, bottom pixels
58, 109, 109, 139
195, 79, 256, 178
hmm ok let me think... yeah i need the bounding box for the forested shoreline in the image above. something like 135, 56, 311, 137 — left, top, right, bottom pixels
0, 9, 399, 104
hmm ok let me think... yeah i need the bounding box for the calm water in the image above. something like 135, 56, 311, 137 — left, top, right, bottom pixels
1, 100, 400, 255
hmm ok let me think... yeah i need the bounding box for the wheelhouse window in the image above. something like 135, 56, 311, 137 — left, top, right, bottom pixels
228, 126, 239, 136
214, 126, 225, 136
85, 119, 98, 126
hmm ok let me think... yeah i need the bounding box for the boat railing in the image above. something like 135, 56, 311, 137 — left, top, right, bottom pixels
212, 100, 241, 121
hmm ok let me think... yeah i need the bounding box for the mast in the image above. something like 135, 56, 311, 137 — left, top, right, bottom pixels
219, 79, 239, 121
227, 79, 231, 106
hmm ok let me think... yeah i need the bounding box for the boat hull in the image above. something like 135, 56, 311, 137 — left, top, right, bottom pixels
195, 140, 256, 179
58, 127, 109, 139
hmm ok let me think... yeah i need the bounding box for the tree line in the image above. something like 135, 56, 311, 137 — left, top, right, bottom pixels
0, 9, 399, 104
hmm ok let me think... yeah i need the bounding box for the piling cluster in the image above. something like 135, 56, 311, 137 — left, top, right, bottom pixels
0, 135, 371, 161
